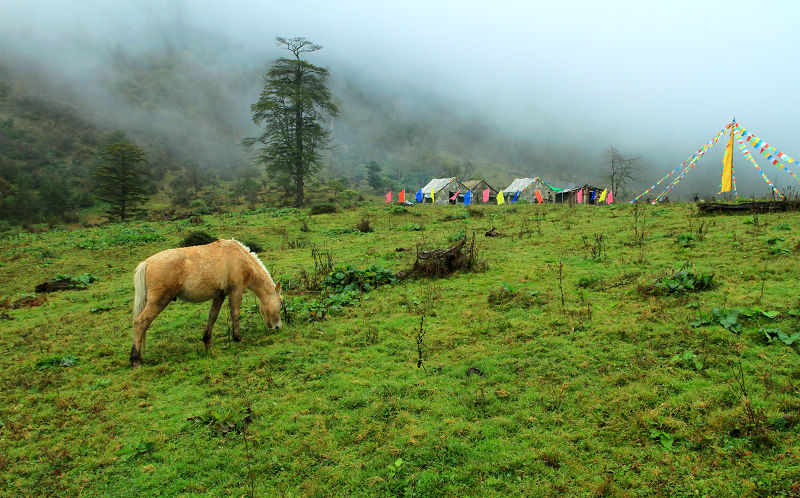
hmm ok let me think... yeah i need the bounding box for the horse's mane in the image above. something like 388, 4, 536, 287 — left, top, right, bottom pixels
230, 239, 276, 287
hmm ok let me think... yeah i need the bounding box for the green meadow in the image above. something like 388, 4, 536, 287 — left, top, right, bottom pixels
1, 202, 799, 496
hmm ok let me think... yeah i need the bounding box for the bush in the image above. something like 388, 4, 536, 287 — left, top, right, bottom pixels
179, 231, 217, 247
356, 215, 372, 233
650, 271, 714, 295
104, 227, 165, 246
488, 282, 539, 308
309, 203, 338, 215
322, 265, 396, 293
387, 205, 408, 215
240, 240, 264, 253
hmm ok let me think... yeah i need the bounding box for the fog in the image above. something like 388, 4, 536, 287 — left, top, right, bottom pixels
2, 0, 799, 198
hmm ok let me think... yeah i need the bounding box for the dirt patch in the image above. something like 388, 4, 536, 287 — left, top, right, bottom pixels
1, 296, 46, 308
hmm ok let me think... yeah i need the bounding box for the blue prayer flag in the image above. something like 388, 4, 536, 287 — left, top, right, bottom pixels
415, 188, 423, 203
512, 190, 519, 202
590, 190, 596, 201
464, 190, 472, 205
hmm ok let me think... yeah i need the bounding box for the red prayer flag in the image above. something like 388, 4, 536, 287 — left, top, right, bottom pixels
535, 189, 543, 203
577, 189, 583, 203
607, 190, 613, 204
399, 189, 405, 203
482, 188, 490, 203
385, 191, 392, 204
450, 190, 460, 201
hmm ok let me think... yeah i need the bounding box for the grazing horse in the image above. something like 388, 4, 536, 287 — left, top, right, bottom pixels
130, 239, 282, 367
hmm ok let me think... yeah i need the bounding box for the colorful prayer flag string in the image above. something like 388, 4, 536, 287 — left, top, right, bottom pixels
632, 124, 729, 203
653, 125, 729, 202
735, 125, 800, 186
732, 125, 783, 198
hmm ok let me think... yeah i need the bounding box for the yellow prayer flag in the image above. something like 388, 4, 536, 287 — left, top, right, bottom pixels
720, 129, 734, 193
497, 191, 505, 205
598, 189, 607, 202
431, 189, 434, 203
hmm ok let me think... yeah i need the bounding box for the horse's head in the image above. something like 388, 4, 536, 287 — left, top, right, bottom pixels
259, 281, 283, 330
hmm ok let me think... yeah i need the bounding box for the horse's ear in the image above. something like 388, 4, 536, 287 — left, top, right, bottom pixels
275, 281, 282, 295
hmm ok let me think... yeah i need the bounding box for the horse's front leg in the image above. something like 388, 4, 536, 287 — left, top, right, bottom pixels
228, 289, 243, 342
204, 293, 225, 353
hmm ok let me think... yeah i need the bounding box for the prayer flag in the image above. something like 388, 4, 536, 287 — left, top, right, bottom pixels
482, 188, 490, 203
512, 190, 519, 202
599, 189, 607, 202
535, 189, 543, 203
450, 190, 460, 201
431, 188, 435, 203
385, 191, 392, 204
497, 190, 505, 205
399, 189, 405, 203
415, 188, 423, 203
607, 190, 613, 204
577, 189, 583, 203
464, 190, 472, 205
720, 129, 734, 193
590, 190, 596, 201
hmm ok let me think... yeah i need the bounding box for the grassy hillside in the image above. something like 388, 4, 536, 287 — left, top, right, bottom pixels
1, 202, 799, 495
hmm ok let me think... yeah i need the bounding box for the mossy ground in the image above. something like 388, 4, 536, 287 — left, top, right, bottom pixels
1, 202, 799, 495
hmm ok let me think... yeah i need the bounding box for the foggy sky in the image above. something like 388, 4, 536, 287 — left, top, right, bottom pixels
2, 0, 799, 197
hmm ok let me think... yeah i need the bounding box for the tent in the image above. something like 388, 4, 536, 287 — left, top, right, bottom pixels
556, 184, 605, 204
419, 177, 470, 204
462, 179, 499, 204
502, 177, 560, 203
633, 119, 800, 203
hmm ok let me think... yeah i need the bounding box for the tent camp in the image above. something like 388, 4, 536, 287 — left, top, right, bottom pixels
556, 184, 605, 204
502, 178, 560, 203
462, 180, 498, 204
419, 177, 470, 204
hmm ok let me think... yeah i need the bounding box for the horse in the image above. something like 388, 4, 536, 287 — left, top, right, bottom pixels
130, 239, 282, 367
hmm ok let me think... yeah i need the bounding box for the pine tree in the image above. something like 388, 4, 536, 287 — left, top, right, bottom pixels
94, 138, 149, 221
243, 37, 338, 207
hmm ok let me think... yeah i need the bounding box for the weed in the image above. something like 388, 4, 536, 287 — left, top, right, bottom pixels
36, 354, 78, 369
671, 350, 703, 370
116, 439, 155, 461
447, 228, 466, 243
650, 270, 714, 295
387, 205, 408, 215
692, 308, 741, 333
402, 223, 422, 231
322, 264, 396, 293
309, 203, 338, 215
580, 234, 606, 261
105, 227, 166, 246
675, 233, 697, 248
189, 405, 253, 435
356, 215, 373, 233
487, 282, 539, 309
649, 427, 676, 451
179, 231, 216, 247
440, 212, 468, 222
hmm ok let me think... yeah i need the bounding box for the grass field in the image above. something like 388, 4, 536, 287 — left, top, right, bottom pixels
1, 202, 799, 496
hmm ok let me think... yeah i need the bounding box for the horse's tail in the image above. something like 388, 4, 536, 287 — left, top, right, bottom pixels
133, 261, 147, 320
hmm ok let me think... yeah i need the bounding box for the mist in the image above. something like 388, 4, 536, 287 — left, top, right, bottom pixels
2, 0, 799, 199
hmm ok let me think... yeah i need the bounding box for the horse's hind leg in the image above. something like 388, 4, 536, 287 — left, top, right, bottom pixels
203, 293, 225, 353
131, 294, 172, 368
228, 289, 243, 342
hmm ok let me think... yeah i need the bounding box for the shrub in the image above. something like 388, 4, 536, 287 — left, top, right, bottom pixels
650, 271, 714, 295
179, 231, 217, 247
240, 240, 264, 253
387, 205, 408, 215
104, 227, 165, 246
322, 265, 396, 293
488, 282, 539, 308
356, 215, 372, 233
309, 203, 338, 215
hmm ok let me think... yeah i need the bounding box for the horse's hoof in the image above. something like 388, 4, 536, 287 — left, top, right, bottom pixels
131, 361, 141, 369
